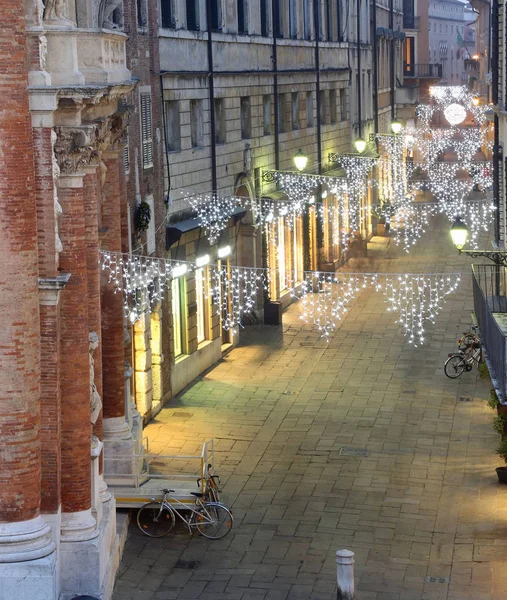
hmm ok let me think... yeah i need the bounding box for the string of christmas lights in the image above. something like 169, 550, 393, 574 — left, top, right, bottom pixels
100, 251, 461, 346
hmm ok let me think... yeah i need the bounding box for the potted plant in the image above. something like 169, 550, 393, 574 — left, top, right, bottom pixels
493, 414, 507, 436
495, 438, 507, 483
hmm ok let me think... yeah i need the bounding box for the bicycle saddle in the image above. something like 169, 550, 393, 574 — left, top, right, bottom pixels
190, 492, 204, 497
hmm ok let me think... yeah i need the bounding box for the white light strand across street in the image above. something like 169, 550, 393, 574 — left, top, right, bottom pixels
100, 251, 462, 346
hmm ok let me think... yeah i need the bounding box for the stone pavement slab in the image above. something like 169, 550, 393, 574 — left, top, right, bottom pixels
113, 216, 507, 600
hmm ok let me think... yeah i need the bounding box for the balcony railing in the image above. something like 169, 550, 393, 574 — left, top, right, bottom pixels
403, 63, 442, 78
472, 264, 507, 401
403, 15, 419, 29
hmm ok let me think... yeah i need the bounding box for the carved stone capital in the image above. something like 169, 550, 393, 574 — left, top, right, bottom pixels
94, 113, 127, 153
54, 125, 99, 175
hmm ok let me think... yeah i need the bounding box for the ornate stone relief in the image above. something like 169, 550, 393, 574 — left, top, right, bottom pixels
43, 0, 73, 25
89, 332, 102, 426
51, 130, 63, 256
100, 0, 124, 29
54, 126, 99, 175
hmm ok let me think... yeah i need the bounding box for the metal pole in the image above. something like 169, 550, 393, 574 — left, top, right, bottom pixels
205, 0, 217, 193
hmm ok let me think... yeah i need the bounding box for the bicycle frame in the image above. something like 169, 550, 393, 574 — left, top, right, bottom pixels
157, 494, 217, 532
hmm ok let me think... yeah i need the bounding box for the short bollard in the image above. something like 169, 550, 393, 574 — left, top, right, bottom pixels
336, 549, 355, 600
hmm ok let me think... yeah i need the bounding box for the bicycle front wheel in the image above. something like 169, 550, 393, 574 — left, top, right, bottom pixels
194, 503, 233, 540
137, 502, 175, 537
444, 354, 466, 379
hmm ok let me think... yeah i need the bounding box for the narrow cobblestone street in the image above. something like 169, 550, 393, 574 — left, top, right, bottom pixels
113, 215, 507, 600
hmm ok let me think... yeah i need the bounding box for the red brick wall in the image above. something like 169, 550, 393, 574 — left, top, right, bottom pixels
0, 0, 42, 523
59, 183, 92, 513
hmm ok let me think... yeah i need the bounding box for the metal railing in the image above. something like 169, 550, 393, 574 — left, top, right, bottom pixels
472, 265, 507, 400
403, 63, 442, 78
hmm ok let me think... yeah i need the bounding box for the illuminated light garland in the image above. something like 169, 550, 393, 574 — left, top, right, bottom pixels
100, 251, 461, 346
444, 103, 467, 126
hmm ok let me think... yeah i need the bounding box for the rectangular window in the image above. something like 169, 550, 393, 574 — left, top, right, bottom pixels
303, 0, 310, 39
337, 0, 342, 41
190, 99, 204, 148
140, 91, 153, 168
137, 0, 147, 26
164, 100, 181, 152
319, 90, 327, 124
195, 268, 207, 343
289, 0, 297, 38
261, 0, 269, 35
326, 0, 332, 40
238, 0, 247, 33
186, 0, 199, 30
263, 94, 272, 135
291, 92, 299, 130
339, 88, 346, 121
161, 0, 175, 27
277, 93, 286, 133
210, 0, 222, 30
329, 89, 337, 124
171, 277, 186, 357
274, 0, 282, 38
240, 96, 252, 139
306, 91, 314, 127
214, 98, 226, 144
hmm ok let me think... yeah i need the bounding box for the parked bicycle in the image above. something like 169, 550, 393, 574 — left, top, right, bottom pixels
198, 464, 222, 503
444, 336, 482, 379
456, 325, 480, 352
137, 488, 233, 539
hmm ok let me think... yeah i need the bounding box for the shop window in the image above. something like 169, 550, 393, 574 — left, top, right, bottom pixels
195, 268, 208, 343
171, 277, 187, 357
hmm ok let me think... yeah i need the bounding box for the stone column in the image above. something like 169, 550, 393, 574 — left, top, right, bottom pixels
58, 173, 98, 542
83, 169, 111, 503
100, 151, 143, 485
0, 0, 56, 592
101, 151, 131, 439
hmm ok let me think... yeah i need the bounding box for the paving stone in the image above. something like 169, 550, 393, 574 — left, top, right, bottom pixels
113, 218, 507, 600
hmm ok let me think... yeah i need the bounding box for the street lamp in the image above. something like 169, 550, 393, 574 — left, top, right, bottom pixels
354, 138, 367, 154
294, 148, 308, 171
472, 97, 480, 106
450, 217, 507, 265
450, 216, 468, 249
391, 120, 403, 134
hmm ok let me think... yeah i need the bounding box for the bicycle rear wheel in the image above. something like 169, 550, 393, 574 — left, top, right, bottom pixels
194, 503, 233, 540
444, 354, 466, 379
137, 502, 175, 537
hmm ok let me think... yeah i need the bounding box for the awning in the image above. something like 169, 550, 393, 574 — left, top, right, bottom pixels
166, 206, 247, 249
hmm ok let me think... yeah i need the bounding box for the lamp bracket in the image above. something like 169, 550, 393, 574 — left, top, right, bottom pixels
459, 249, 507, 266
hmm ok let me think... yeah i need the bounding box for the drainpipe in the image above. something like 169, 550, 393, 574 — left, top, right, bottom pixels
205, 0, 217, 193
389, 0, 395, 120
372, 0, 379, 134
272, 0, 280, 170
314, 0, 322, 174
356, 0, 362, 139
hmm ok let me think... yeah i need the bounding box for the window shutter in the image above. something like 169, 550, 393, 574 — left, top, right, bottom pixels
140, 92, 153, 169
123, 125, 130, 174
